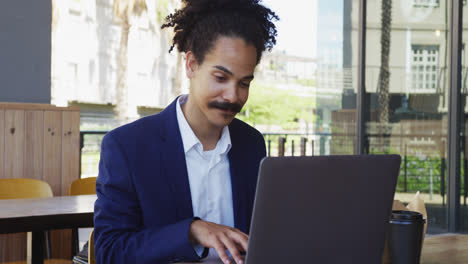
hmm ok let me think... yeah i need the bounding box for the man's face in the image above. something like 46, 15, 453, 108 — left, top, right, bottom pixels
186, 36, 258, 129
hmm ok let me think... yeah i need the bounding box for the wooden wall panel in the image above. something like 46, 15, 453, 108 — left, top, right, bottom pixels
61, 111, 80, 195
0, 110, 4, 177
43, 111, 62, 196
0, 233, 27, 262
1, 110, 27, 262
0, 104, 80, 262
51, 111, 80, 259
4, 110, 25, 178
24, 111, 44, 179
50, 228, 73, 260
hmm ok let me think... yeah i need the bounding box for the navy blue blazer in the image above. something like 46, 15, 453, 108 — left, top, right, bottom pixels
94, 98, 266, 264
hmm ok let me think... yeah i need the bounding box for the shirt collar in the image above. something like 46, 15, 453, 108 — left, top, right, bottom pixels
176, 95, 232, 155
217, 125, 232, 156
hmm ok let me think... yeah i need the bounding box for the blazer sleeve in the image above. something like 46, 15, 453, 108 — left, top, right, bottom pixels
94, 133, 202, 264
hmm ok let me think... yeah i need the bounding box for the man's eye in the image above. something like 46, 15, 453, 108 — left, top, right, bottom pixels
240, 82, 250, 88
215, 76, 226, 82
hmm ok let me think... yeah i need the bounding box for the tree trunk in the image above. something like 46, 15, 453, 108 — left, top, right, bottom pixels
115, 16, 130, 125
378, 0, 392, 152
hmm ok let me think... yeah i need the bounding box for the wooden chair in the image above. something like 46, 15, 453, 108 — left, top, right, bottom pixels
0, 178, 71, 264
0, 178, 53, 199
69, 177, 97, 196
71, 228, 94, 264
88, 230, 95, 264
69, 177, 96, 259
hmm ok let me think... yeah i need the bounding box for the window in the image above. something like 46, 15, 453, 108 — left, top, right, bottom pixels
411, 45, 439, 91
67, 62, 78, 82
89, 60, 95, 84
412, 0, 439, 7
69, 0, 82, 15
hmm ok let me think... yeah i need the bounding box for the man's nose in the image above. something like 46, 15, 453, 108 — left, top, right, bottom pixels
222, 83, 238, 102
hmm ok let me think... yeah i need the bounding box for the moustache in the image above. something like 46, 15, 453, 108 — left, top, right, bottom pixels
208, 101, 242, 113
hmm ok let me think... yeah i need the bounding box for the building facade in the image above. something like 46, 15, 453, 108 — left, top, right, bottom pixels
51, 0, 187, 129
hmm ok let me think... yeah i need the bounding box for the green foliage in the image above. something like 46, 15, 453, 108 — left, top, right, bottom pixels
238, 82, 316, 130
397, 157, 442, 193
156, 0, 169, 25
391, 155, 464, 196
295, 79, 316, 87
81, 153, 101, 177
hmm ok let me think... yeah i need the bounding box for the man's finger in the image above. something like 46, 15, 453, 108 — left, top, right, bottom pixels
214, 242, 231, 264
235, 230, 249, 240
234, 240, 247, 254
228, 227, 248, 237
228, 230, 249, 252
221, 235, 243, 264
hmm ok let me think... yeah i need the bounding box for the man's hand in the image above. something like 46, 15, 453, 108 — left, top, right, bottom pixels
189, 220, 248, 264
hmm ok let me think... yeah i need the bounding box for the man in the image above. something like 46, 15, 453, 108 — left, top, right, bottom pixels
94, 1, 279, 263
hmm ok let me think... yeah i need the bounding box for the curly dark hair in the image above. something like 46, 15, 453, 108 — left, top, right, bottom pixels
161, 0, 279, 64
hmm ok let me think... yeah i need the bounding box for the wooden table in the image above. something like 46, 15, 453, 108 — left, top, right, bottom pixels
421, 234, 468, 264
2, 195, 463, 264
0, 195, 96, 264
177, 234, 468, 264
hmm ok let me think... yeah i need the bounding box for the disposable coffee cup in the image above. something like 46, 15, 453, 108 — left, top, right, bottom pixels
388, 210, 425, 264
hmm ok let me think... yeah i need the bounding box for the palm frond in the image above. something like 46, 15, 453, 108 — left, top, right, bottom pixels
113, 0, 147, 19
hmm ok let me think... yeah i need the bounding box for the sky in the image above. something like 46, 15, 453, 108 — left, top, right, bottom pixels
261, 0, 344, 63
262, 0, 318, 59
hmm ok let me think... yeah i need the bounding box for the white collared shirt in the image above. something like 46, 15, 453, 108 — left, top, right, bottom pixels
176, 95, 234, 256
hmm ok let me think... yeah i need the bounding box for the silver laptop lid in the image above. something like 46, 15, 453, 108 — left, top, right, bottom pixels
245, 155, 400, 264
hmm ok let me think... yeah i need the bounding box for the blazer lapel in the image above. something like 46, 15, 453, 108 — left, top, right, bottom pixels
228, 126, 249, 233
159, 98, 194, 220
157, 99, 249, 229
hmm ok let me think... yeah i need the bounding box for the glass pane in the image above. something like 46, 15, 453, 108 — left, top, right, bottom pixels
461, 0, 468, 233
366, 0, 448, 234
52, 0, 360, 173
254, 0, 359, 156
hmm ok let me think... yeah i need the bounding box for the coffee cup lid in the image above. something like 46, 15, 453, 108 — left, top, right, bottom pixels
391, 210, 425, 222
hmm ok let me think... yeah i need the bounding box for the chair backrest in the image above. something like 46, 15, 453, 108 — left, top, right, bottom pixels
69, 177, 97, 196
89, 229, 95, 264
0, 178, 53, 199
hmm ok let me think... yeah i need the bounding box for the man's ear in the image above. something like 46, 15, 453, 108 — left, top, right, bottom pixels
185, 51, 198, 78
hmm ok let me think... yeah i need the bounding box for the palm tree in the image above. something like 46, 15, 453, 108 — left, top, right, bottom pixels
377, 0, 392, 151
113, 0, 148, 124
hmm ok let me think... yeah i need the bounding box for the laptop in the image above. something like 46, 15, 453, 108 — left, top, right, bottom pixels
245, 155, 401, 264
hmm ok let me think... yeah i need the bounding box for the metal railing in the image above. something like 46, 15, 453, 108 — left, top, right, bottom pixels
80, 131, 107, 178
79, 130, 468, 205
79, 131, 346, 177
